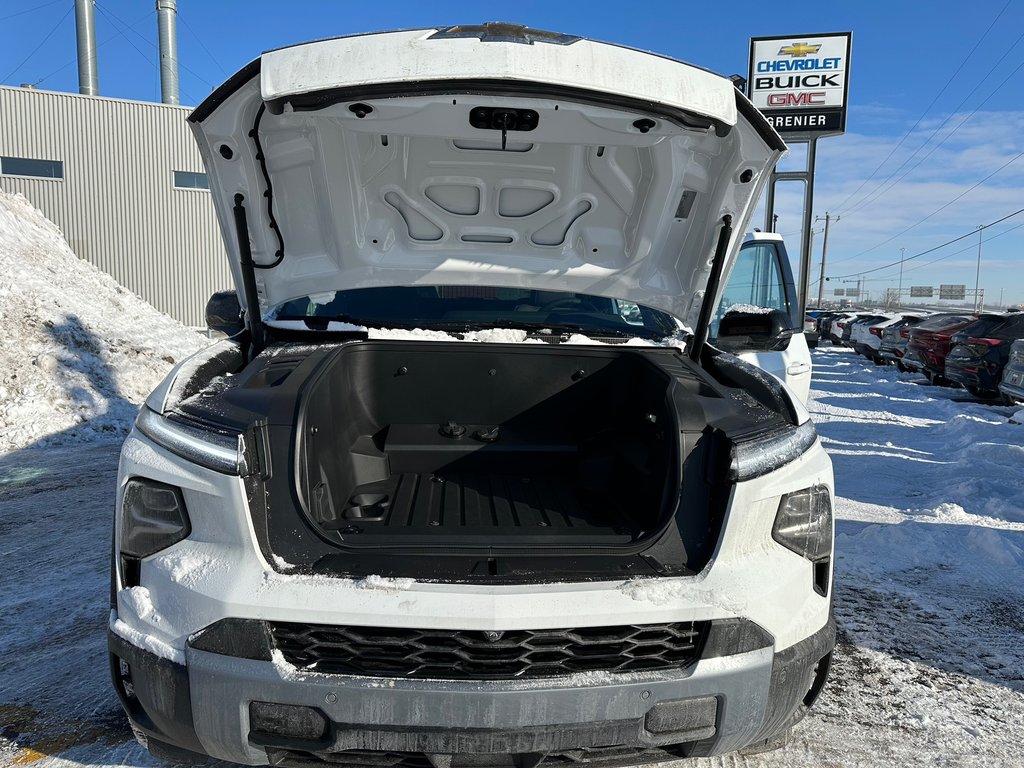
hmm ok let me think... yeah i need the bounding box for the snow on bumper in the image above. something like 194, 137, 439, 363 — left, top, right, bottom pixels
113, 427, 834, 661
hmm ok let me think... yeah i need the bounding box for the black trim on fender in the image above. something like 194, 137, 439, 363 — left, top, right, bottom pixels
108, 631, 204, 757
747, 614, 836, 748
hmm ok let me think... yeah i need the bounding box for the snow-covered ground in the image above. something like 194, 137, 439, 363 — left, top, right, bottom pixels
3, 345, 1022, 767
2, 188, 1023, 767
0, 191, 207, 453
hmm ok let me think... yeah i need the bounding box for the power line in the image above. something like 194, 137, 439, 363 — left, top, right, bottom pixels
92, 4, 155, 66
827, 148, 1024, 267
178, 10, 227, 76
93, 2, 202, 104
829, 205, 1024, 280
858, 220, 1024, 283
0, 0, 66, 23
28, 9, 153, 87
831, 1, 1013, 216
96, 1, 217, 86
2, 2, 73, 84
841, 39, 1024, 220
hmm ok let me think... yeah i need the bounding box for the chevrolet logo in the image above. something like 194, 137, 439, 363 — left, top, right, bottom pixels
779, 43, 821, 57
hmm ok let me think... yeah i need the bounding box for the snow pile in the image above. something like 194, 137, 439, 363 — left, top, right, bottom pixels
266, 320, 688, 350
724, 303, 774, 314
0, 191, 208, 452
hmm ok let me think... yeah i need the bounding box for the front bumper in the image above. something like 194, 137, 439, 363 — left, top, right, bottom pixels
110, 617, 836, 765
110, 431, 835, 764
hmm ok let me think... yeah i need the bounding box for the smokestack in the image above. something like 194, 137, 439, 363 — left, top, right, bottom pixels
75, 0, 99, 96
156, 0, 179, 105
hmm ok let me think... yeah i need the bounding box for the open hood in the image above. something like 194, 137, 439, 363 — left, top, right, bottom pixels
189, 24, 784, 327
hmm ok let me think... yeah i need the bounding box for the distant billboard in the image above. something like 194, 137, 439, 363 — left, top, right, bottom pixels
939, 284, 966, 300
910, 286, 934, 298
834, 288, 845, 296
748, 32, 853, 138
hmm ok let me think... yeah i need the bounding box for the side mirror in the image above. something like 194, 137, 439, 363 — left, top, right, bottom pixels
205, 290, 244, 336
716, 308, 795, 352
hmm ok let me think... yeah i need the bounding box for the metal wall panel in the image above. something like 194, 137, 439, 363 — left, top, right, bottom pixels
0, 86, 231, 326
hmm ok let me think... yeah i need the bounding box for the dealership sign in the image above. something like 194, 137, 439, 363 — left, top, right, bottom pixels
748, 32, 852, 138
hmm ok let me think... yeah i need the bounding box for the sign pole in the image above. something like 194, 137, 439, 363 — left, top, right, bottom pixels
763, 140, 817, 316
798, 137, 817, 316
763, 169, 778, 232
749, 31, 851, 315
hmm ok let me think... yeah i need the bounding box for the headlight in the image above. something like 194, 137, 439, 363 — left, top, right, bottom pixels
120, 478, 191, 558
772, 485, 832, 562
730, 420, 817, 481
136, 406, 247, 475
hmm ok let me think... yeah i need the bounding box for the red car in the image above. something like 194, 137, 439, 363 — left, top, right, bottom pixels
903, 313, 977, 384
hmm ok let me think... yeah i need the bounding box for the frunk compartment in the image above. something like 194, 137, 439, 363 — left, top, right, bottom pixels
296, 342, 678, 548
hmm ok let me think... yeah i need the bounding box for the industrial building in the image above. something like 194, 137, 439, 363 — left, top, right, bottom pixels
0, 0, 228, 327
0, 85, 228, 326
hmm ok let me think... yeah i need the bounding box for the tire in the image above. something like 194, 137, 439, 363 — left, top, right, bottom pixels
896, 362, 907, 373
968, 386, 1000, 400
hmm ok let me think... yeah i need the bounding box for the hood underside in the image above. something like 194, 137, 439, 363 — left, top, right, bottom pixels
189, 25, 784, 326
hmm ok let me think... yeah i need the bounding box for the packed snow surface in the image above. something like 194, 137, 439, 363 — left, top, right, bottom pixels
0, 191, 208, 452
3, 312, 1024, 766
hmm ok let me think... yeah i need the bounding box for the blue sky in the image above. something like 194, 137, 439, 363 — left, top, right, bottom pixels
2, 0, 1022, 306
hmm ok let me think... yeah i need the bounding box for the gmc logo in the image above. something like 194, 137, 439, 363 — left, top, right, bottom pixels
767, 92, 826, 106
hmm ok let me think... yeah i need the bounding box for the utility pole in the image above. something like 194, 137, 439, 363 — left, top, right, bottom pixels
1000, 287, 1005, 310
898, 247, 906, 309
814, 212, 838, 308
974, 225, 984, 312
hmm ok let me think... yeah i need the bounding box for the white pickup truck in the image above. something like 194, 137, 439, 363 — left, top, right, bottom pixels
109, 24, 833, 767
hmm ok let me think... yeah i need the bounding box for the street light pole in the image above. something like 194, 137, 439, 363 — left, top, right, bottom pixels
898, 247, 905, 309
975, 225, 984, 312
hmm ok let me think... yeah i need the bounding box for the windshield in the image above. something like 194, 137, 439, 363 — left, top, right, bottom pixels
269, 286, 680, 340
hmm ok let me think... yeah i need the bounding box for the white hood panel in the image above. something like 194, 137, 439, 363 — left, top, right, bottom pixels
190, 29, 783, 325
261, 29, 738, 128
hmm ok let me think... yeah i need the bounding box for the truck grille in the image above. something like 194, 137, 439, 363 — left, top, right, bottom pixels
269, 622, 706, 680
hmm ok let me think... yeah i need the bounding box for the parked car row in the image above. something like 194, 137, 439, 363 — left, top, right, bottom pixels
809, 308, 1024, 404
